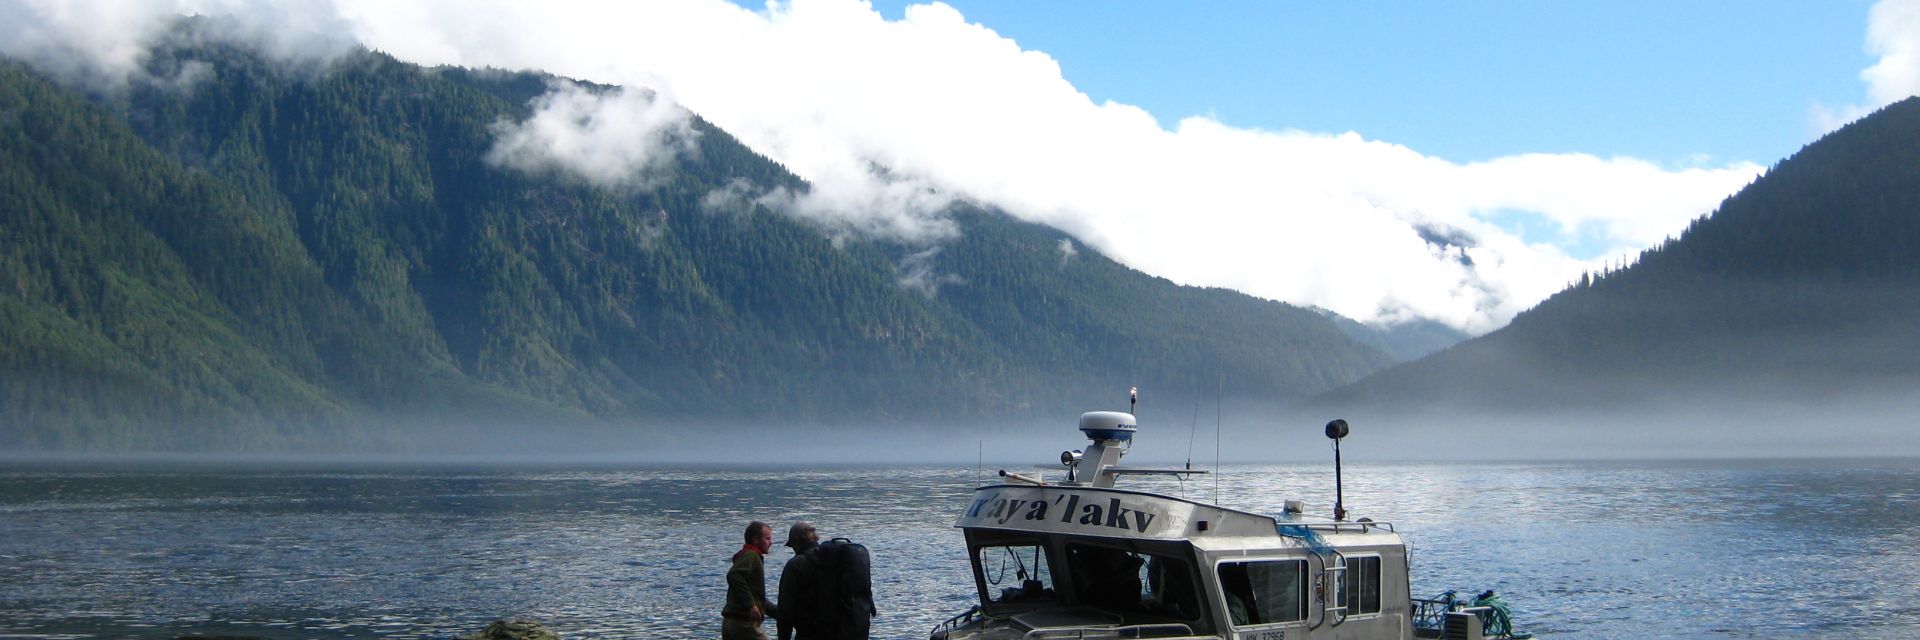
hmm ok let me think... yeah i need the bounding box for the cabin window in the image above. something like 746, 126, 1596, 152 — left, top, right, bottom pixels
1217, 559, 1308, 627
1063, 543, 1203, 621
1338, 555, 1382, 616
976, 544, 1055, 605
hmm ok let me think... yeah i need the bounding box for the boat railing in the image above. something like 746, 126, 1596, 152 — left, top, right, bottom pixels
1020, 622, 1198, 639
931, 605, 981, 636
1410, 591, 1459, 631
1300, 519, 1395, 533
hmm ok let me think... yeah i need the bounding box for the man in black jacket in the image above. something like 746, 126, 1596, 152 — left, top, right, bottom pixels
776, 521, 820, 640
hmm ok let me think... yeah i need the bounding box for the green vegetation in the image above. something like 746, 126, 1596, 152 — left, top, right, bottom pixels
1319, 97, 1920, 412
0, 37, 1390, 452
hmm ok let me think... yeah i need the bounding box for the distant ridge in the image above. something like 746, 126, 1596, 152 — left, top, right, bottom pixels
1308, 98, 1920, 453
0, 34, 1393, 452
1317, 310, 1467, 364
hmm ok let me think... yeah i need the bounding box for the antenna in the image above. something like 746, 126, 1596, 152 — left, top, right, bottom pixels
1129, 386, 1138, 415
1177, 394, 1199, 498
1213, 375, 1222, 505
977, 439, 982, 487
1326, 419, 1349, 521
1185, 392, 1200, 468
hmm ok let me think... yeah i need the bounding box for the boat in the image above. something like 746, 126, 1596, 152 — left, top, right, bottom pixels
928, 410, 1529, 640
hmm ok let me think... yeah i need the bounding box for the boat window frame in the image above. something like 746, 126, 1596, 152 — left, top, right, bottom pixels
1212, 555, 1312, 632
964, 530, 1062, 613
1337, 553, 1384, 619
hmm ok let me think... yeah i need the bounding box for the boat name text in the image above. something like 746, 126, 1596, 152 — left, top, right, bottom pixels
965, 493, 1159, 533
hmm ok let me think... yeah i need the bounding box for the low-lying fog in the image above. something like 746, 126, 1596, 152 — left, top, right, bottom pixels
7, 388, 1915, 468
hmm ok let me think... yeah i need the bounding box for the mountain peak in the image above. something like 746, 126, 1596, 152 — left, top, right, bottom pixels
1304, 97, 1920, 457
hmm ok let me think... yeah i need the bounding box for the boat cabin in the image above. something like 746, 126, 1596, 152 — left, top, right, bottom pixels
931, 411, 1417, 640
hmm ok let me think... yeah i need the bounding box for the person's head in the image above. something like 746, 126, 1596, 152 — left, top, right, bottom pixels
784, 521, 819, 552
745, 521, 773, 553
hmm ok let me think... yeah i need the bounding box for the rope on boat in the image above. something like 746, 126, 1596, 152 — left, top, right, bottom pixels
1273, 523, 1335, 554
1470, 591, 1531, 639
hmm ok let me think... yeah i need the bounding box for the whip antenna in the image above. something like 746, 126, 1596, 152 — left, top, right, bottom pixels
1180, 391, 1201, 498
1185, 391, 1200, 469
1213, 375, 1222, 505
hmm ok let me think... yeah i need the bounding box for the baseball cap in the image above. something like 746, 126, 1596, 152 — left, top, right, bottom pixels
784, 522, 816, 548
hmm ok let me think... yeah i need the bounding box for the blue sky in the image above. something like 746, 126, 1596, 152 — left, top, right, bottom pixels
865, 1, 1875, 166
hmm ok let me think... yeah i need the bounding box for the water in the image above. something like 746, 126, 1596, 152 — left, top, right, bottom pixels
2, 459, 1918, 639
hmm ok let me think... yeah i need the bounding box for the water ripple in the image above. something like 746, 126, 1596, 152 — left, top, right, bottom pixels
1, 460, 1916, 638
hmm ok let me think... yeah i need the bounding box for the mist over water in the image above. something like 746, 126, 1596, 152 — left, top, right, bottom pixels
37, 386, 1909, 468
3, 457, 1917, 638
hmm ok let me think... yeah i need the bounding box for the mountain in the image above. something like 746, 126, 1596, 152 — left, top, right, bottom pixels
1317, 311, 1467, 363
1310, 98, 1920, 449
0, 34, 1393, 452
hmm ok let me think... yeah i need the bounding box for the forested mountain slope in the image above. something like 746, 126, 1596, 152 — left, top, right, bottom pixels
1315, 98, 1920, 419
0, 36, 1391, 452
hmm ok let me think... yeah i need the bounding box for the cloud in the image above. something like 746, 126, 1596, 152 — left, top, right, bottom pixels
486, 81, 698, 190
0, 0, 355, 91
2, 0, 1771, 333
1864, 0, 1920, 105
1, 0, 168, 88
753, 173, 961, 246
1814, 0, 1920, 134
703, 177, 960, 245
895, 246, 962, 297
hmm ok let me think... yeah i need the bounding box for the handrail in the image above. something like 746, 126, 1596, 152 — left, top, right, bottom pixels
1336, 541, 1351, 626
1410, 592, 1458, 631
1101, 467, 1210, 476
1304, 549, 1331, 632
932, 605, 982, 634
1297, 520, 1395, 533
1327, 547, 1350, 628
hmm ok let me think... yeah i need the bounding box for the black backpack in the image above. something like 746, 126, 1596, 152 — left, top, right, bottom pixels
810, 537, 875, 639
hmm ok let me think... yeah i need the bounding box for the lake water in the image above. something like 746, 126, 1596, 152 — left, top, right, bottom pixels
2, 458, 1918, 639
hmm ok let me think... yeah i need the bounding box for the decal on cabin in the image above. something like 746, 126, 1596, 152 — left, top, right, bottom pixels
956, 486, 1195, 538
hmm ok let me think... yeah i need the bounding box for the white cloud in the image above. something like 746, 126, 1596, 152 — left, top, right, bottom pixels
0, 0, 355, 90
1, 0, 1772, 333
1864, 0, 1920, 105
486, 81, 698, 190
1814, 0, 1920, 134
895, 246, 963, 297
753, 178, 962, 245
0, 0, 175, 88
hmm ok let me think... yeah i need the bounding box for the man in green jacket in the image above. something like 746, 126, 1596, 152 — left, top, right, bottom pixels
723, 521, 777, 640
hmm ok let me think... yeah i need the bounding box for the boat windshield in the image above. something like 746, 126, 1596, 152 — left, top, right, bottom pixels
975, 542, 1056, 606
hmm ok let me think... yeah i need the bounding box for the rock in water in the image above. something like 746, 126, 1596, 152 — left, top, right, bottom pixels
461, 619, 561, 640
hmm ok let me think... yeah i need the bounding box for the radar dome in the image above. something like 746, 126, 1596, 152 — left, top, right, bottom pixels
1079, 411, 1138, 443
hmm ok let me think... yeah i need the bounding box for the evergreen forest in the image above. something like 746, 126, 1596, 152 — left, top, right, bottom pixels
1315, 97, 1920, 422
1, 34, 1402, 452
